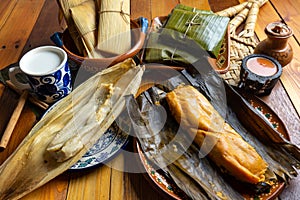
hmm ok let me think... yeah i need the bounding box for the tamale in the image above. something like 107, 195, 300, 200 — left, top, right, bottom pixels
174, 4, 213, 14
126, 90, 243, 199
143, 32, 207, 66
70, 0, 103, 58
56, 0, 89, 54
0, 58, 144, 200
159, 8, 229, 58
97, 0, 131, 55
165, 85, 268, 184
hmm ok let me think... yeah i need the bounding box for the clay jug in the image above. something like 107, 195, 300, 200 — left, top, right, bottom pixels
254, 21, 293, 67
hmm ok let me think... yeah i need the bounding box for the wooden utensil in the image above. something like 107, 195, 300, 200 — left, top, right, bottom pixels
0, 90, 28, 150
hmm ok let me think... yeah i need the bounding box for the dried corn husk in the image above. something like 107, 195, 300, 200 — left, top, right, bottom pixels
70, 0, 103, 58
0, 58, 144, 200
216, 1, 248, 17
97, 0, 131, 55
239, 0, 268, 37
228, 2, 253, 35
56, 0, 89, 54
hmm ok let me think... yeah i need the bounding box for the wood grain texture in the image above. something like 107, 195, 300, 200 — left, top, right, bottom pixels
0, 0, 299, 200
151, 0, 178, 19
130, 0, 151, 21
0, 0, 18, 32
270, 0, 300, 40
21, 0, 62, 54
0, 0, 46, 69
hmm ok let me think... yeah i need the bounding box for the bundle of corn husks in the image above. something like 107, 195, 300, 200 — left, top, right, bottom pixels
0, 58, 144, 200
216, 0, 268, 86
57, 0, 131, 58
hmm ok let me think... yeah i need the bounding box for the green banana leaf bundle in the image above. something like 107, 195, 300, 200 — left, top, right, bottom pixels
160, 8, 229, 58
143, 4, 229, 66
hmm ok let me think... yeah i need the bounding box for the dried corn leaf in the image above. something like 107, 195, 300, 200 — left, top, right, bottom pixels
56, 0, 89, 54
97, 0, 131, 55
70, 0, 103, 58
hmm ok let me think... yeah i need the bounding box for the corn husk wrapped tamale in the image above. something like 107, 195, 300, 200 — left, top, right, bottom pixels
70, 0, 103, 58
0, 58, 144, 200
159, 8, 229, 58
56, 0, 89, 54
97, 0, 131, 55
238, 0, 268, 37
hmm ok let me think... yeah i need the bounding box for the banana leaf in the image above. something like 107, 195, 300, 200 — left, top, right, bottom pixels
125, 59, 300, 199
143, 31, 207, 67
159, 8, 229, 58
174, 4, 213, 14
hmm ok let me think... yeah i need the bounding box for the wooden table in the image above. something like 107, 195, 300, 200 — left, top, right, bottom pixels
0, 0, 299, 199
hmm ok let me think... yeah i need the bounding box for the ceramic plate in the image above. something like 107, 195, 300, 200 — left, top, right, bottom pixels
43, 103, 129, 170
70, 122, 129, 170
135, 90, 288, 200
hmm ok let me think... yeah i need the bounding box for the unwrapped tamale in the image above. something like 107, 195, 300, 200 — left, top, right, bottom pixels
159, 7, 229, 58
166, 85, 268, 184
0, 58, 144, 200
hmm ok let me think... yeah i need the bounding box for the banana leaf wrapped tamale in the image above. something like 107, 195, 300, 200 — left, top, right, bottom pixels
126, 67, 300, 199
143, 31, 206, 67
0, 58, 144, 200
143, 5, 229, 66
174, 3, 213, 14
159, 8, 229, 58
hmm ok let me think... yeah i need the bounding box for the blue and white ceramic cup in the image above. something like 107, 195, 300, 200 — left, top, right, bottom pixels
9, 46, 72, 103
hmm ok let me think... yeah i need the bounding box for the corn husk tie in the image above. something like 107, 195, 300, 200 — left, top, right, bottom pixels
97, 0, 131, 55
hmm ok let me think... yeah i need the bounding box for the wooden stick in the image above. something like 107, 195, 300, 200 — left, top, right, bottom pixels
0, 90, 28, 149
5, 80, 49, 110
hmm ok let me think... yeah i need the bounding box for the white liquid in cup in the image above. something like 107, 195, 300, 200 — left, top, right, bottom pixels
20, 46, 66, 76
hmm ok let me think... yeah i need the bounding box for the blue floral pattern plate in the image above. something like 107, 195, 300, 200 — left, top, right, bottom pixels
43, 102, 129, 170
70, 122, 129, 170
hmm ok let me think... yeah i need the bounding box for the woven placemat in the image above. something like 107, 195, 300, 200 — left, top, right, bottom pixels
220, 34, 258, 86
216, 0, 268, 86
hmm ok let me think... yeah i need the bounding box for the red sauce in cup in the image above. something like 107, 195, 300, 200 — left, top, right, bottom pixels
246, 57, 278, 76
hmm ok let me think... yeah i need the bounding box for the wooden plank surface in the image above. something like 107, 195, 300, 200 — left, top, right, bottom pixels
0, 0, 299, 200
0, 0, 46, 69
